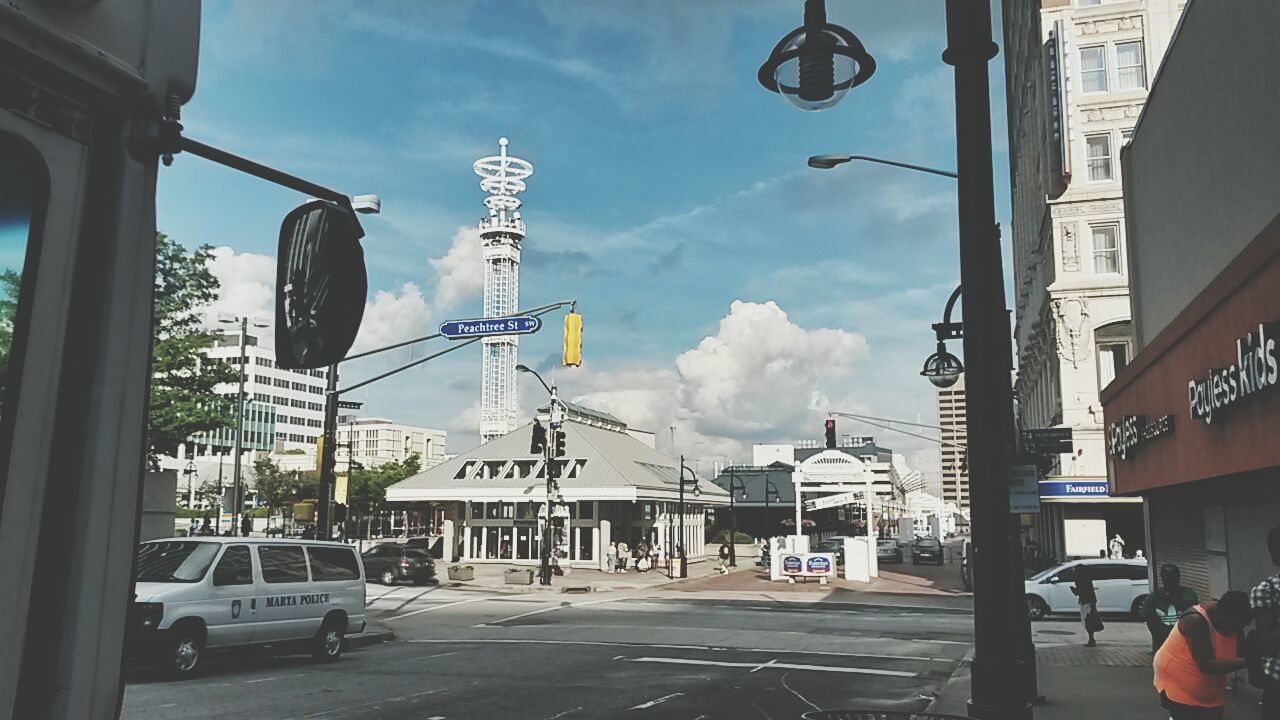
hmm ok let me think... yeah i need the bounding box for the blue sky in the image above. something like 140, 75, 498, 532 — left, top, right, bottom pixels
158, 1, 1012, 475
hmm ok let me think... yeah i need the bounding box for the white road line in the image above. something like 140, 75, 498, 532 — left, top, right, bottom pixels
481, 596, 622, 626
629, 692, 683, 710
628, 656, 917, 678
781, 671, 820, 711
406, 638, 953, 662
543, 706, 583, 719
364, 588, 401, 604
385, 596, 496, 622
749, 658, 777, 673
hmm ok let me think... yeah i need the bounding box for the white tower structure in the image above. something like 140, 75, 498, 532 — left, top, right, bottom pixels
473, 138, 533, 444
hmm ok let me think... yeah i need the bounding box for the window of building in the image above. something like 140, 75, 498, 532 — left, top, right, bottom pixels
1095, 321, 1132, 388
1080, 46, 1108, 93
1085, 134, 1113, 181
1115, 40, 1146, 89
1077, 0, 1102, 5
1091, 224, 1121, 273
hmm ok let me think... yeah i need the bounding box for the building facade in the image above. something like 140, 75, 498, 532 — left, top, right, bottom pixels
937, 375, 969, 511
199, 331, 331, 454
336, 417, 448, 470
1102, 0, 1280, 600
1002, 0, 1184, 561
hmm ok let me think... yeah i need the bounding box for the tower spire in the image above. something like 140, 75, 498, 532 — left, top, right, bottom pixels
473, 138, 533, 444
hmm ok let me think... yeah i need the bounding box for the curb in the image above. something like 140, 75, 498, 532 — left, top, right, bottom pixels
348, 628, 395, 649
926, 648, 974, 713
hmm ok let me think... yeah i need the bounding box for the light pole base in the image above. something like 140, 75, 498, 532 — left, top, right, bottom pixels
966, 699, 1033, 720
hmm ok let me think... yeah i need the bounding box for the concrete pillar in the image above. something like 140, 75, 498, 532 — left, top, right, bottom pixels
599, 519, 611, 572
442, 519, 456, 561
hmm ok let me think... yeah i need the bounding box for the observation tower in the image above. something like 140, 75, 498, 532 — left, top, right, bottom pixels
473, 138, 533, 444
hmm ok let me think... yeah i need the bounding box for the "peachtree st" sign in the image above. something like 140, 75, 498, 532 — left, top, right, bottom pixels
1187, 322, 1278, 424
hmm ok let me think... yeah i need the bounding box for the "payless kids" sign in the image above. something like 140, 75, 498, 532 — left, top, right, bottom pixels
1187, 322, 1279, 424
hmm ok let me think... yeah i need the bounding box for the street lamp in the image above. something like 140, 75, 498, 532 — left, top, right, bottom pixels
674, 456, 701, 579
807, 154, 957, 178
757, 0, 875, 112
760, 2, 1030, 717
516, 363, 560, 586
218, 312, 269, 537
724, 467, 748, 567
923, 285, 965, 389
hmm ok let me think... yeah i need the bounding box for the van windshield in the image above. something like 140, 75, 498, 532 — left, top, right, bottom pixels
136, 541, 220, 583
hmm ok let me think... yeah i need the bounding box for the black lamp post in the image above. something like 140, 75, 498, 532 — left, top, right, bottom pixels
677, 456, 700, 579
923, 285, 966, 389
724, 467, 748, 567
759, 2, 1030, 717
517, 363, 559, 587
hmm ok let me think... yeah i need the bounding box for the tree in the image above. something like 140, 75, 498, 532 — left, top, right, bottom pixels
347, 453, 422, 532
147, 234, 238, 465
0, 269, 21, 404
254, 457, 304, 516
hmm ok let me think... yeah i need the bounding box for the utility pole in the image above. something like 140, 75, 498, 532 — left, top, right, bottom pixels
542, 387, 561, 586
316, 363, 339, 541
231, 316, 248, 537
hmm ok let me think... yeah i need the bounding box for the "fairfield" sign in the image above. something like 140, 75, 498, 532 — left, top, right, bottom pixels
1187, 322, 1279, 424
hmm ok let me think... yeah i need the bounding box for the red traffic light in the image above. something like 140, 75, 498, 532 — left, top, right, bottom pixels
824, 419, 837, 449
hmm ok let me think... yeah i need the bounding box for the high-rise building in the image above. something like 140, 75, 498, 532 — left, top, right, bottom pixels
937, 375, 969, 511
473, 138, 533, 444
196, 331, 331, 454
336, 417, 448, 470
1003, 0, 1183, 560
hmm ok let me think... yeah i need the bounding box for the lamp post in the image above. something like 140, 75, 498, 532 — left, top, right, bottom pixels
516, 364, 559, 586
923, 285, 966, 389
759, 2, 1030, 717
724, 467, 748, 567
218, 313, 269, 538
676, 456, 701, 579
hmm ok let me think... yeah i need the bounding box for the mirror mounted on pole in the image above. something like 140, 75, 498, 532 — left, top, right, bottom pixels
275, 199, 368, 369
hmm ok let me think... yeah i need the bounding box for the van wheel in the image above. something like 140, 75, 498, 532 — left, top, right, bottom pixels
380, 570, 396, 585
162, 627, 203, 677
311, 619, 345, 661
1132, 595, 1148, 620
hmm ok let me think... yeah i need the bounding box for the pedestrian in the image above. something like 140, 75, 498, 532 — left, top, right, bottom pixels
632, 543, 645, 572
606, 542, 617, 574
759, 538, 770, 567
1071, 564, 1102, 647
200, 516, 212, 536
1110, 533, 1126, 559
651, 540, 662, 570
1249, 525, 1280, 716
617, 540, 629, 573
718, 541, 731, 574
1153, 590, 1252, 720
1143, 564, 1200, 651
240, 514, 252, 537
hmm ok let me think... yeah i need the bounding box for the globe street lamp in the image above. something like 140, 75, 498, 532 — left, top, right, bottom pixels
724, 467, 749, 567
759, 2, 1030, 717
675, 456, 701, 579
516, 363, 560, 586
923, 285, 965, 389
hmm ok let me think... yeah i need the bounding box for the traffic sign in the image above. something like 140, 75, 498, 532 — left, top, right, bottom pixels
439, 315, 542, 339
1009, 465, 1041, 514
804, 491, 863, 511
1021, 427, 1073, 454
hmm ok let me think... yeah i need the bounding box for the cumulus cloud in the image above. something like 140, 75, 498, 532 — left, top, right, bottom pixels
428, 227, 484, 311
204, 246, 274, 327
351, 283, 432, 354
568, 300, 869, 461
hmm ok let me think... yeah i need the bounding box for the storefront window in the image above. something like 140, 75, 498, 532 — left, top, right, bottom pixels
579, 501, 594, 520
575, 527, 593, 561
471, 502, 484, 519
517, 502, 535, 520
500, 502, 514, 519
486, 503, 500, 520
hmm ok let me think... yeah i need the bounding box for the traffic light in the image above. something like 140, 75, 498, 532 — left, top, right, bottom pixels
563, 312, 583, 367
531, 420, 547, 455
334, 503, 347, 523
553, 426, 567, 457
825, 419, 837, 449
547, 458, 561, 480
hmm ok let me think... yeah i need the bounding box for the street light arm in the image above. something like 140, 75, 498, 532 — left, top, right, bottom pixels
343, 300, 578, 363
808, 154, 958, 179
942, 284, 963, 325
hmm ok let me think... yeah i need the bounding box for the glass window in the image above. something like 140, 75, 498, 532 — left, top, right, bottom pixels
1086, 135, 1113, 181
1078, 0, 1102, 5
136, 541, 220, 583
1049, 565, 1077, 584
1116, 41, 1146, 89
501, 502, 515, 519
471, 502, 484, 519
1092, 224, 1121, 273
307, 546, 360, 581
579, 501, 594, 520
213, 545, 253, 586
257, 545, 309, 583
486, 503, 500, 520
1080, 46, 1108, 93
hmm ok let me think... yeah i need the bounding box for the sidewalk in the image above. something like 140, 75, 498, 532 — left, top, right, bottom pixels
434, 558, 724, 593
930, 631, 1264, 719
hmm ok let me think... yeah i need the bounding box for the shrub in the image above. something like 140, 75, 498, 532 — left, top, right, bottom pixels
709, 529, 754, 544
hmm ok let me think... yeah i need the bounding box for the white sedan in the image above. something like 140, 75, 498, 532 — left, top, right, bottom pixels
1024, 558, 1149, 620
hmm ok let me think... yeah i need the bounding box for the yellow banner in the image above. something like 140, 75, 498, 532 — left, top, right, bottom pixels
335, 473, 348, 505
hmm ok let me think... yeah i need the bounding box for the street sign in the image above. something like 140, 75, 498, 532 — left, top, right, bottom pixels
1009, 465, 1041, 514
1039, 479, 1110, 499
1021, 427, 1073, 454
805, 491, 863, 511
439, 315, 542, 339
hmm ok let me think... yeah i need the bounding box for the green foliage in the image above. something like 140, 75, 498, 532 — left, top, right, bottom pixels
710, 530, 755, 545
147, 234, 238, 465
0, 270, 19, 401
347, 453, 422, 514
280, 448, 307, 455
253, 456, 306, 514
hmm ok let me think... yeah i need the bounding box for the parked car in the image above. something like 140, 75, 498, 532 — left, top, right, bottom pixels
1023, 558, 1149, 620
912, 537, 945, 565
812, 539, 845, 565
361, 544, 436, 585
876, 539, 903, 564
129, 538, 366, 677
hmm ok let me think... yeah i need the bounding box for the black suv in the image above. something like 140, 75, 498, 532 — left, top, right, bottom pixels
912, 537, 945, 565
361, 544, 436, 585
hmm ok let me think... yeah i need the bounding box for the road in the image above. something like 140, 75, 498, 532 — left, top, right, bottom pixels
121, 583, 975, 719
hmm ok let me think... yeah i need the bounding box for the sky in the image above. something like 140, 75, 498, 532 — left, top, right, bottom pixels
158, 1, 1013, 481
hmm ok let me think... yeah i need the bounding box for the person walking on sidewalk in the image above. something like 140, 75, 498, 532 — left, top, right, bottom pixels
718, 541, 731, 574
1071, 564, 1102, 647
606, 542, 617, 574
617, 541, 629, 573
1250, 525, 1280, 717
1144, 563, 1200, 651
1153, 591, 1252, 720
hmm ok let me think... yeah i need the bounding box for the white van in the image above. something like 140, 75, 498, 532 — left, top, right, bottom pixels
130, 538, 367, 676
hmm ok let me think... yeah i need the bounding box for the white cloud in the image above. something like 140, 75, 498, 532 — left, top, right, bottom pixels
351, 282, 432, 354
204, 246, 274, 326
568, 300, 869, 462
428, 226, 484, 311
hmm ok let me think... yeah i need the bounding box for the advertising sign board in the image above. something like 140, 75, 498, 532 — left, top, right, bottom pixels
780, 553, 836, 578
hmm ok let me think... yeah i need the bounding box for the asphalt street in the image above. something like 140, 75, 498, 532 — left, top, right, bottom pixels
121, 583, 975, 720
